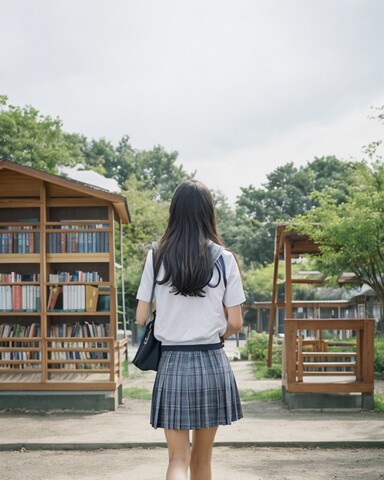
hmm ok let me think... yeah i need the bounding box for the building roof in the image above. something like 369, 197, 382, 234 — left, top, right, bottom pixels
0, 159, 130, 224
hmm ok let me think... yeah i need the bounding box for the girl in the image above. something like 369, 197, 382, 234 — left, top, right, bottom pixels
136, 179, 245, 480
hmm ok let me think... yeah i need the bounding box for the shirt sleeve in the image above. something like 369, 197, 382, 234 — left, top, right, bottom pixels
136, 249, 154, 302
222, 253, 246, 307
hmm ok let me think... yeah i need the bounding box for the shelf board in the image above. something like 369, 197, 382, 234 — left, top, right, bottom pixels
47, 253, 109, 263
0, 254, 40, 264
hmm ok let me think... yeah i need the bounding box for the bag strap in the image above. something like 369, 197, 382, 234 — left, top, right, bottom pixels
146, 249, 157, 325
217, 255, 227, 288
209, 242, 227, 288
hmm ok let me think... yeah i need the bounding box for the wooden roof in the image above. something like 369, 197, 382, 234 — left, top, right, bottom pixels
0, 160, 130, 224
275, 223, 320, 258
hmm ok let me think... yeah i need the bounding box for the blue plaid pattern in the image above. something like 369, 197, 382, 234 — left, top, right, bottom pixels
150, 348, 243, 430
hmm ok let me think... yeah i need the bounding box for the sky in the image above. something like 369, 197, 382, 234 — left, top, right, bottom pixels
1, 0, 384, 203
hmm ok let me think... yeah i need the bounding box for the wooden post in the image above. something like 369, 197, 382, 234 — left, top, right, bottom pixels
267, 235, 280, 367
40, 181, 48, 383
284, 238, 292, 319
285, 320, 297, 388
297, 334, 303, 382
363, 319, 375, 388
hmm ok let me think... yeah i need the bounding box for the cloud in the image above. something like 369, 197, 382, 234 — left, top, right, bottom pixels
1, 0, 384, 203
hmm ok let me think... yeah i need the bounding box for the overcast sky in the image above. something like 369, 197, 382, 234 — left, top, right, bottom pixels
1, 0, 384, 202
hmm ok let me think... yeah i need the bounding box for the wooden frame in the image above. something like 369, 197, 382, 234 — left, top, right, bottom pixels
268, 224, 375, 399
0, 160, 130, 396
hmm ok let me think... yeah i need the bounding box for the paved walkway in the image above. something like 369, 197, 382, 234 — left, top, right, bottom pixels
0, 360, 383, 450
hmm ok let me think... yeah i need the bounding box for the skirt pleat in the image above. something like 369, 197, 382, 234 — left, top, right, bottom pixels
150, 348, 243, 430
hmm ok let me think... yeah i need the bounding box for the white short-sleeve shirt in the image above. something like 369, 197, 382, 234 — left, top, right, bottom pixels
136, 245, 246, 345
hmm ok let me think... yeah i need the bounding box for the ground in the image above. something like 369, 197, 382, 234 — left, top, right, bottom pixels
1, 358, 383, 479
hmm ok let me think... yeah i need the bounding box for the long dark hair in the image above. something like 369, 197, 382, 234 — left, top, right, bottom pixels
155, 179, 223, 297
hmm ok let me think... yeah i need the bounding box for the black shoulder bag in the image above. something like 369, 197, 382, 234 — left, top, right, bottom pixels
132, 250, 161, 371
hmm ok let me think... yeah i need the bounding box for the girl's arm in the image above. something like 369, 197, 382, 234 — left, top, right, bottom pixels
222, 305, 243, 340
136, 300, 150, 325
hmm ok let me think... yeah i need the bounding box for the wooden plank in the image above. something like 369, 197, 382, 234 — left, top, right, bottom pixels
302, 362, 356, 367
0, 254, 40, 264
363, 319, 375, 384
284, 238, 292, 319
297, 336, 303, 382
302, 352, 356, 357
46, 253, 109, 263
285, 322, 297, 385
287, 382, 374, 393
0, 382, 117, 391
267, 242, 280, 367
285, 319, 366, 330
302, 371, 356, 376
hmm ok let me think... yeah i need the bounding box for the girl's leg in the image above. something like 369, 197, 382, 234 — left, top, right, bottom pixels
190, 426, 218, 480
164, 429, 191, 480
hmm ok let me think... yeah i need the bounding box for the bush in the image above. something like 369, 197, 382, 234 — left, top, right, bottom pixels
374, 336, 384, 378
245, 331, 282, 364
264, 366, 282, 379
245, 332, 269, 361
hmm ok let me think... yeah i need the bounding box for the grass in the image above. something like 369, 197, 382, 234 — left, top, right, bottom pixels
123, 387, 152, 400
123, 384, 283, 403
239, 388, 282, 402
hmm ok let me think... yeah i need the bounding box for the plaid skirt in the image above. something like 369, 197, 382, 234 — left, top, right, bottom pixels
150, 344, 243, 430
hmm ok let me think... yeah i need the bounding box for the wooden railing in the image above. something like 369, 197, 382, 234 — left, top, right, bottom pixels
283, 318, 374, 394
0, 337, 128, 389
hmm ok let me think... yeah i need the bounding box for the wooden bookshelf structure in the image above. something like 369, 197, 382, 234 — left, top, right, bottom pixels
0, 160, 130, 410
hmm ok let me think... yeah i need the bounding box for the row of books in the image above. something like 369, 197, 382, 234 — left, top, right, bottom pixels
47, 231, 109, 253
0, 231, 40, 254
0, 321, 111, 369
48, 321, 111, 368
0, 322, 40, 338
47, 285, 108, 312
49, 321, 110, 338
49, 270, 103, 283
0, 285, 40, 312
0, 321, 110, 339
0, 272, 40, 283
0, 323, 41, 369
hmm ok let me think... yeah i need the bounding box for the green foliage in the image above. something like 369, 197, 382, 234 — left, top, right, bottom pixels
374, 336, 384, 377
122, 176, 169, 319
239, 388, 282, 402
0, 96, 80, 171
235, 157, 355, 267
245, 332, 269, 361
264, 366, 282, 379
374, 393, 384, 413
253, 362, 282, 379
292, 158, 384, 330
244, 331, 282, 364
242, 263, 281, 302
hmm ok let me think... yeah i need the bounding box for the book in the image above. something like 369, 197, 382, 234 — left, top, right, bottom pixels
86, 285, 99, 312
47, 286, 63, 310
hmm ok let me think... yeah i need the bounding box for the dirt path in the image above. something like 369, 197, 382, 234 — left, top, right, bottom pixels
2, 360, 383, 479
1, 447, 384, 480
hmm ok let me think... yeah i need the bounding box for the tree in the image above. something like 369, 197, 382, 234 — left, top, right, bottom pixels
121, 176, 169, 320
126, 145, 194, 201
293, 157, 384, 332
0, 95, 79, 171
235, 157, 356, 267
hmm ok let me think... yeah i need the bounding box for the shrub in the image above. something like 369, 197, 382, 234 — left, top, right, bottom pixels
245, 331, 282, 364
264, 366, 282, 379
245, 331, 269, 361
374, 336, 384, 378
